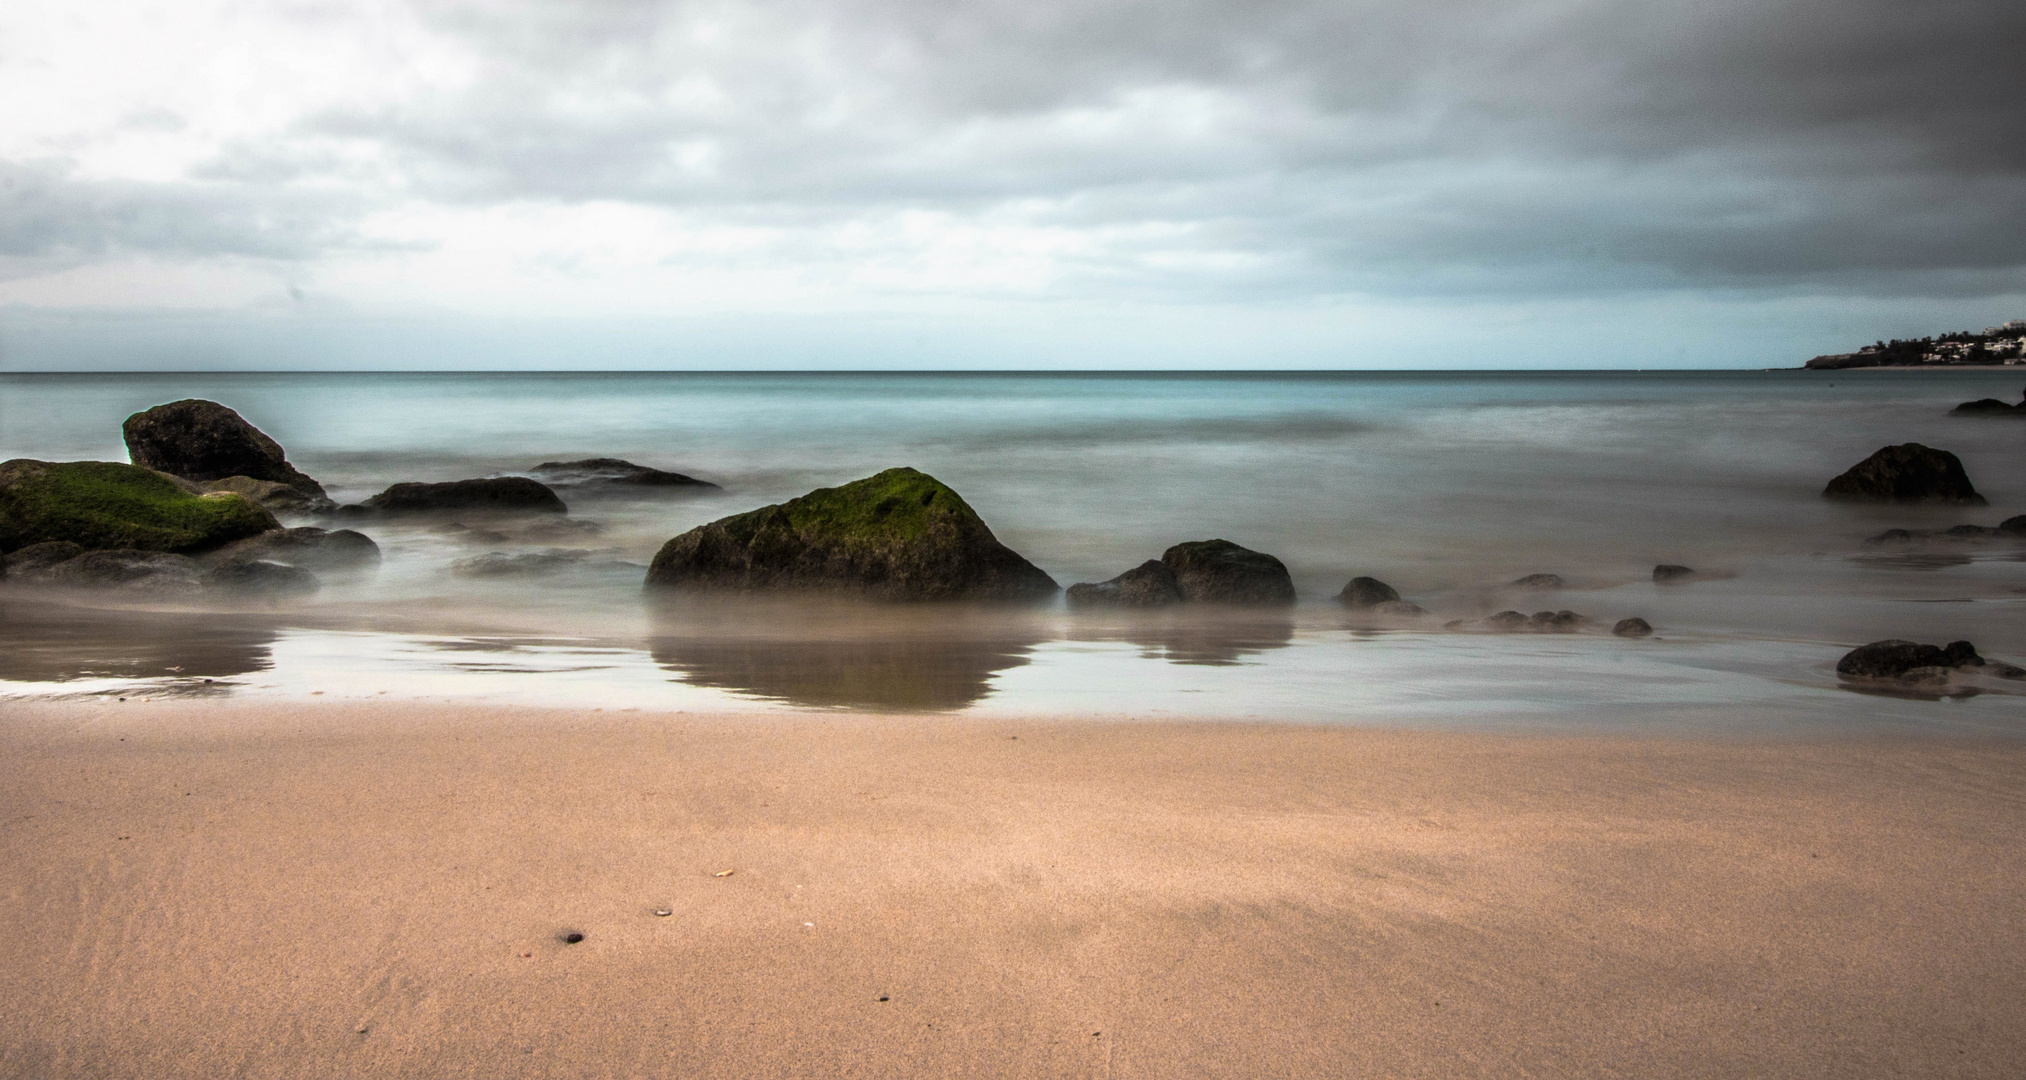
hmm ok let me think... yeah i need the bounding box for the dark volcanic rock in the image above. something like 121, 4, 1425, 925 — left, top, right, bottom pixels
1512, 573, 1566, 589
1652, 564, 1696, 582
122, 400, 327, 501
210, 527, 380, 571
645, 467, 1057, 602
202, 559, 319, 597
1066, 560, 1184, 608
1836, 639, 1984, 679
1336, 576, 1401, 608
1823, 443, 1986, 505
0, 460, 278, 554
360, 477, 567, 515
530, 458, 719, 489
1159, 540, 1295, 605
1612, 617, 1653, 638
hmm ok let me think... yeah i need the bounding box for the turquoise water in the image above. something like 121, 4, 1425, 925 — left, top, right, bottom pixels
3, 370, 2024, 729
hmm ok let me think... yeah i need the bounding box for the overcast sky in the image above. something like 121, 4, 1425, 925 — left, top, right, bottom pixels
2, 0, 2022, 369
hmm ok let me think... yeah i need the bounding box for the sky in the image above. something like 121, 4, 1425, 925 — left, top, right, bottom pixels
2, 0, 2023, 370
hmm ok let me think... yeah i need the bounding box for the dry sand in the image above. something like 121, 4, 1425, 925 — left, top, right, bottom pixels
2, 699, 2023, 1078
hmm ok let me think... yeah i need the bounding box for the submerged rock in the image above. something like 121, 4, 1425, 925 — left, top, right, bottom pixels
209, 527, 380, 571
1066, 560, 1184, 608
1864, 528, 1917, 545
358, 477, 567, 515
1612, 617, 1653, 638
36, 549, 205, 594
1511, 573, 1566, 589
1945, 524, 2000, 538
530, 458, 719, 489
122, 400, 328, 502
1371, 600, 1426, 616
1529, 610, 1584, 632
1823, 443, 1985, 505
202, 559, 319, 597
1949, 397, 2023, 416
1836, 639, 1984, 679
645, 467, 1057, 602
1336, 576, 1402, 608
0, 460, 277, 554
1159, 540, 1295, 605
1652, 564, 1696, 582
2, 541, 86, 579
450, 550, 592, 578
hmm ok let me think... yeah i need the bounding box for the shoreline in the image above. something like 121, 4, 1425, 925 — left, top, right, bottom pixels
6, 699, 2024, 1077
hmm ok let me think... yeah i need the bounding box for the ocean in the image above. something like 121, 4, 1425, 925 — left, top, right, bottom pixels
4, 369, 2024, 731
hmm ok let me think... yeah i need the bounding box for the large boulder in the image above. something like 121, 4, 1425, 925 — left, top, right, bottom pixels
208, 527, 380, 571
645, 467, 1056, 601
1159, 540, 1295, 605
122, 400, 328, 502
529, 459, 719, 490
1066, 560, 1185, 608
187, 475, 335, 516
1336, 576, 1401, 608
357, 477, 566, 515
1823, 443, 1986, 505
0, 460, 277, 555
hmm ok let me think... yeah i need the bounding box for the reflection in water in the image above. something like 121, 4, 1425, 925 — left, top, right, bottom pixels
0, 597, 278, 685
1065, 611, 1297, 666
646, 597, 1044, 711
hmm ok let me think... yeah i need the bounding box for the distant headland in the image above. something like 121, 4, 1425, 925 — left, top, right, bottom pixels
1806, 319, 2026, 369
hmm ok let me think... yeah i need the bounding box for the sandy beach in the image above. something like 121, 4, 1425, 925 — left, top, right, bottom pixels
1, 700, 2021, 1078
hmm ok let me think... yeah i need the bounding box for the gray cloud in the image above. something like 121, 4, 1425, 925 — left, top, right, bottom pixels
13, 0, 2026, 300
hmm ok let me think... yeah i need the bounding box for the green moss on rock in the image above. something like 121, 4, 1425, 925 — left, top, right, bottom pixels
0, 459, 279, 554
646, 467, 1057, 601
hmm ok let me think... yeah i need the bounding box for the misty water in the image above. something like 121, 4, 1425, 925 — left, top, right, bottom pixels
4, 369, 2025, 731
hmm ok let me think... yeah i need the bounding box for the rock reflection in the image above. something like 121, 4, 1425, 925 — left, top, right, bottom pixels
0, 598, 277, 685
646, 597, 1045, 711
1067, 610, 1296, 666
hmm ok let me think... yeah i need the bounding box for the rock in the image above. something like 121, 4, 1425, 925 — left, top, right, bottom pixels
190, 475, 335, 516
529, 458, 719, 489
1949, 398, 2023, 416
209, 527, 380, 571
2, 541, 85, 579
1372, 600, 1426, 616
1836, 639, 1985, 680
1512, 573, 1565, 589
1652, 564, 1696, 582
1484, 610, 1530, 630
1945, 524, 2000, 538
1336, 576, 1401, 608
1529, 610, 1584, 631
431, 522, 512, 545
1822, 443, 1986, 505
2002, 515, 2026, 535
0, 460, 278, 555
359, 477, 567, 515
1612, 617, 1653, 638
202, 559, 319, 597
122, 400, 327, 501
1864, 529, 1917, 545
516, 518, 605, 542
1066, 560, 1184, 608
1159, 540, 1295, 605
38, 549, 204, 594
645, 467, 1057, 601
450, 550, 591, 578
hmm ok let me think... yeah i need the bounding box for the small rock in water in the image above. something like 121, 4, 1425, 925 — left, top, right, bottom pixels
2000, 515, 2026, 535
1944, 524, 2000, 538
1484, 610, 1530, 630
1823, 443, 1986, 505
1160, 539, 1296, 605
1511, 573, 1565, 589
1372, 600, 1425, 615
1652, 564, 1696, 583
1613, 617, 1653, 637
202, 559, 319, 597
1066, 560, 1184, 608
1863, 529, 1917, 545
1336, 576, 1401, 609
1836, 639, 1985, 680
1529, 610, 1584, 632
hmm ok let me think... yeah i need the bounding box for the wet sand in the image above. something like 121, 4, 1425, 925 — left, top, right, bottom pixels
3, 699, 2023, 1078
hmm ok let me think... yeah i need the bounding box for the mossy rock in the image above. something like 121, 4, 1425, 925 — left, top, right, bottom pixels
0, 459, 279, 555
646, 467, 1057, 601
